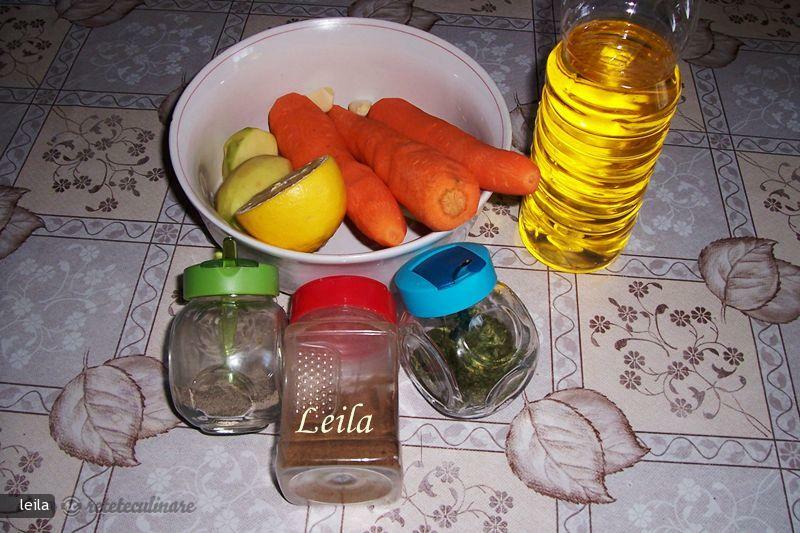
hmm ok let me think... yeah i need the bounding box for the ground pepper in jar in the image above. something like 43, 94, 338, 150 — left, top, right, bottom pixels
276, 276, 402, 506
168, 238, 285, 434
180, 365, 279, 418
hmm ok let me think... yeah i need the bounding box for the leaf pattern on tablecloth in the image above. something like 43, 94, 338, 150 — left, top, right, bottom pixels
682, 18, 742, 68
347, 0, 441, 31
505, 388, 647, 504
0, 207, 43, 260
349, 0, 413, 22
509, 94, 535, 154
506, 398, 613, 504
699, 237, 800, 323
49, 364, 143, 467
49, 355, 177, 466
746, 260, 800, 323
105, 355, 179, 439
698, 237, 779, 312
547, 388, 649, 475
0, 186, 25, 229
158, 78, 188, 125
407, 7, 442, 31
55, 0, 142, 28
0, 186, 42, 260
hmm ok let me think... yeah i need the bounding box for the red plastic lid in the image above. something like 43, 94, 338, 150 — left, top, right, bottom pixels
290, 276, 397, 324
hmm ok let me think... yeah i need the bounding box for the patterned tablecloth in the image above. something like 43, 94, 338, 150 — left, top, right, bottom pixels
1, 0, 799, 531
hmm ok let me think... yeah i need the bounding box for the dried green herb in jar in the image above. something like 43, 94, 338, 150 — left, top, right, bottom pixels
424, 309, 517, 406
396, 243, 540, 419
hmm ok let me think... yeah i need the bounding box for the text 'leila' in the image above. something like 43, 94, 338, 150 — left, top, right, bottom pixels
296, 403, 373, 434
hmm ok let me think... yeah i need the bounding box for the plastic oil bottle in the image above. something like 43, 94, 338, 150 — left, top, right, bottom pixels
519, 1, 696, 272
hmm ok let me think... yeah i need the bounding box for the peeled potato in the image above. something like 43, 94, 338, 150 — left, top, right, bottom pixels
306, 87, 335, 112
348, 99, 372, 116
222, 127, 278, 180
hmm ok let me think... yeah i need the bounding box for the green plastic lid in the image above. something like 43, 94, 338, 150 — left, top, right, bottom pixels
183, 237, 278, 299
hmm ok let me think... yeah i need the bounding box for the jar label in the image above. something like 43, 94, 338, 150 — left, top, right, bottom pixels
295, 402, 374, 434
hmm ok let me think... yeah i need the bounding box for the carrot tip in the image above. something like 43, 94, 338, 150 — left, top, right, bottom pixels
384, 230, 406, 247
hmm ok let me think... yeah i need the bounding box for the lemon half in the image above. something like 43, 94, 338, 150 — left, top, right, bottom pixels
235, 156, 346, 253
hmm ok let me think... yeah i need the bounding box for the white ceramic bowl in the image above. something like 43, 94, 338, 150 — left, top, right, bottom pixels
170, 17, 511, 292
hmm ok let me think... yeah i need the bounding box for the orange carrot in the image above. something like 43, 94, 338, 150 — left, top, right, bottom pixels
328, 105, 480, 232
268, 93, 406, 247
369, 98, 540, 195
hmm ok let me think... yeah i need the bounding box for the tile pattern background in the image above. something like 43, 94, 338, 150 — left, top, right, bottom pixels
0, 1, 799, 532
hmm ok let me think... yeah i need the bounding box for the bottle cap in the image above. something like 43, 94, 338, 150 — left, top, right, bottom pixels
183, 237, 278, 299
290, 275, 396, 323
394, 242, 496, 318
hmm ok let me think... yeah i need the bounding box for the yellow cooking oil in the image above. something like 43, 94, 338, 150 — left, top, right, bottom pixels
519, 19, 681, 272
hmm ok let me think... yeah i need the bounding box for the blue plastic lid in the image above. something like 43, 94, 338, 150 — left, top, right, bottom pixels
395, 243, 497, 318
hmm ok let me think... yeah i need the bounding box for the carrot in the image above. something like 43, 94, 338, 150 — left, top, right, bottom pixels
369, 98, 540, 195
268, 93, 406, 247
328, 105, 480, 232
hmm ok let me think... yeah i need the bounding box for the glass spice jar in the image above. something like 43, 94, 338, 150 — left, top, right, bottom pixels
168, 238, 286, 434
395, 243, 539, 419
276, 276, 401, 505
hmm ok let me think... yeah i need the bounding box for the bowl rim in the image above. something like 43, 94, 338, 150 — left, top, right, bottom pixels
169, 17, 511, 265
